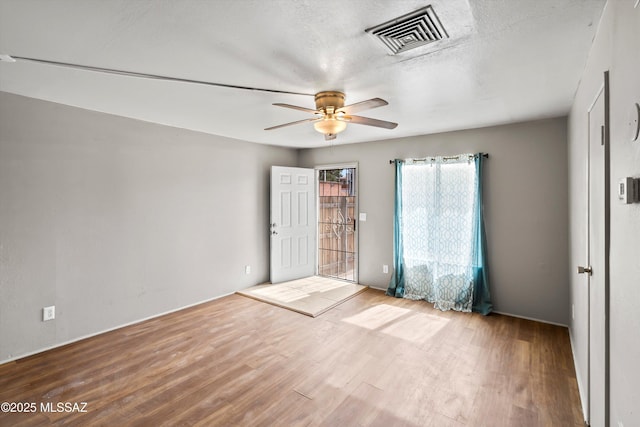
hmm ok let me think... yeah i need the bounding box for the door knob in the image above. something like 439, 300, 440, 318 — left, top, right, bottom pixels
577, 266, 593, 275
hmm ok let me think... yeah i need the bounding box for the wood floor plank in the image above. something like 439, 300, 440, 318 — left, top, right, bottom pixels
0, 289, 584, 426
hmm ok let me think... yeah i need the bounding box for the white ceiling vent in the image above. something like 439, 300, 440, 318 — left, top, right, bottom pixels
366, 5, 449, 55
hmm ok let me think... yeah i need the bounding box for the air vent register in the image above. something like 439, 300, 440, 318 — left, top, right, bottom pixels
366, 5, 449, 55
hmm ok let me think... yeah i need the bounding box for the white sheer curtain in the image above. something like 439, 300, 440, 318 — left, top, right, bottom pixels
401, 155, 477, 312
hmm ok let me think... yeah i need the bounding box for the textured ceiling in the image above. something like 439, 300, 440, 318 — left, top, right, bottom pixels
0, 0, 606, 148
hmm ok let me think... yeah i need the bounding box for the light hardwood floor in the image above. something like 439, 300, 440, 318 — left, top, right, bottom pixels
0, 289, 583, 426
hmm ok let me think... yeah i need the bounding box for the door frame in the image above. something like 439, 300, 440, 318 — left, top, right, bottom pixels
585, 70, 610, 426
314, 162, 359, 283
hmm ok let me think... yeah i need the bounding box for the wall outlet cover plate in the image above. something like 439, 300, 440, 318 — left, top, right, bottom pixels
43, 306, 55, 321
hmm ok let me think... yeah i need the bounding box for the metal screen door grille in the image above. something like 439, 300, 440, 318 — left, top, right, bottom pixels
318, 168, 357, 281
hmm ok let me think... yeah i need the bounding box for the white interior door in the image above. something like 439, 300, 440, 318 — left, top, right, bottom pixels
584, 73, 609, 427
270, 166, 316, 284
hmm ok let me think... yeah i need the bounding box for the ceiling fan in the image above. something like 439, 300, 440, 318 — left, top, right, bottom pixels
265, 91, 398, 141
0, 55, 398, 141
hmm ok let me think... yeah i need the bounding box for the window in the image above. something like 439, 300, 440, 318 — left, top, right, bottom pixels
387, 154, 491, 314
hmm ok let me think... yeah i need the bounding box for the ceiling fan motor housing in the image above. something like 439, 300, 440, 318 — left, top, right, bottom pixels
315, 91, 345, 111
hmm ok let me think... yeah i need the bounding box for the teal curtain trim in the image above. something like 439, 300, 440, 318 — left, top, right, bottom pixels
472, 154, 493, 315
386, 159, 405, 298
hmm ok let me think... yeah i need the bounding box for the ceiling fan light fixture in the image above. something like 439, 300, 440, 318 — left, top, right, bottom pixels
313, 118, 347, 135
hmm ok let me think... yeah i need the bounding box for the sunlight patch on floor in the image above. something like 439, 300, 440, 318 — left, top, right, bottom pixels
341, 304, 450, 345
341, 304, 411, 330
380, 312, 449, 344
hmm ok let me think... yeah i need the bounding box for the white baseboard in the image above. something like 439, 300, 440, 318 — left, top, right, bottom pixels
568, 328, 589, 423
372, 291, 568, 327
0, 291, 236, 366
492, 310, 568, 327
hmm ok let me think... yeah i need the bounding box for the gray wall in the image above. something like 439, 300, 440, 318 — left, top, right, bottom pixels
0, 92, 572, 363
299, 117, 570, 325
568, 1, 640, 425
0, 92, 297, 362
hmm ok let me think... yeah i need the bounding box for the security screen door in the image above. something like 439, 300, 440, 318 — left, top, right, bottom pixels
317, 167, 358, 282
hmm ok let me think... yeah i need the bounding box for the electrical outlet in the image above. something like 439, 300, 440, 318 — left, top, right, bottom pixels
245, 265, 251, 275
383, 264, 389, 274
43, 306, 55, 321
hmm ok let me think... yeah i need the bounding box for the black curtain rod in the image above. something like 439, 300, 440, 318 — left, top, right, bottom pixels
389, 153, 489, 164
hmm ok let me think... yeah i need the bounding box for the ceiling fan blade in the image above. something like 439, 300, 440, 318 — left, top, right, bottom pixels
342, 115, 398, 129
273, 103, 319, 114
265, 117, 321, 131
338, 98, 388, 115
325, 133, 337, 141
6, 55, 315, 97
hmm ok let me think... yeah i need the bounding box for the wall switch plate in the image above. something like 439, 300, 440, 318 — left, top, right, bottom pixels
245, 265, 251, 274
359, 213, 367, 221
43, 306, 55, 321
383, 264, 389, 274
